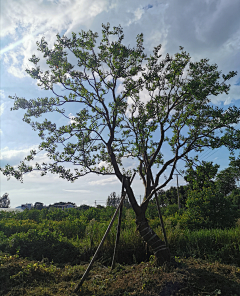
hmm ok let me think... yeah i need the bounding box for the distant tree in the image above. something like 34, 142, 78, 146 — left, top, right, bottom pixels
106, 192, 131, 208
78, 204, 90, 211
185, 183, 237, 229
0, 193, 10, 208
156, 189, 166, 207
52, 201, 76, 207
106, 192, 119, 207
215, 167, 237, 196
183, 162, 238, 229
215, 154, 240, 196
34, 202, 44, 210
227, 188, 240, 210
184, 161, 219, 191
1, 23, 240, 264
157, 186, 188, 207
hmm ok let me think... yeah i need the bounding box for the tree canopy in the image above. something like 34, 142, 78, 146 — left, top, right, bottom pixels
182, 161, 238, 229
2, 24, 240, 198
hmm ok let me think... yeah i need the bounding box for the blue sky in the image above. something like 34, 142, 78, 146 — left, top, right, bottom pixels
1, 0, 240, 208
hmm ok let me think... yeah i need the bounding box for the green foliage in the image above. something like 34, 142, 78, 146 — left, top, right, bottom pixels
168, 227, 240, 265
184, 161, 219, 191
0, 219, 39, 237
181, 161, 239, 229
228, 188, 240, 209
157, 186, 189, 207
5, 229, 79, 263
0, 205, 240, 267
106, 192, 131, 208
162, 204, 180, 217
184, 185, 236, 229
216, 167, 237, 196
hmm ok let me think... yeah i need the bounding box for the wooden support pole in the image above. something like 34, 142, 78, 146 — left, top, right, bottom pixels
150, 173, 169, 249
74, 172, 136, 293
111, 179, 125, 270
154, 190, 169, 248
111, 172, 136, 270
175, 173, 181, 209
74, 193, 125, 293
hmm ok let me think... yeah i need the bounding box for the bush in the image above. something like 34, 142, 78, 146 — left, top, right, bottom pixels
167, 227, 240, 265
0, 231, 7, 251
0, 219, 39, 237
5, 229, 79, 263
184, 185, 237, 229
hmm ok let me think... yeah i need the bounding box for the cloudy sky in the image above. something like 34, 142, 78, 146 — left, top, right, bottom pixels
1, 0, 240, 208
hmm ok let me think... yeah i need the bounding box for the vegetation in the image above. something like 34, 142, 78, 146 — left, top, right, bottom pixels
1, 23, 240, 264
1, 159, 240, 294
0, 196, 240, 265
1, 253, 240, 296
1, 21, 240, 294
0, 203, 240, 295
0, 193, 10, 208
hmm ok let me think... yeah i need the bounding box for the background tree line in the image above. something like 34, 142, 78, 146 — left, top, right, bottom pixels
107, 159, 240, 230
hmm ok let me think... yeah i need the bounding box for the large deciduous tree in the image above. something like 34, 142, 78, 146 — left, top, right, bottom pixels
1, 23, 240, 264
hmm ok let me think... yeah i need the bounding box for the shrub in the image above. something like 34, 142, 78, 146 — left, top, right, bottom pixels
5, 229, 79, 263
185, 185, 237, 229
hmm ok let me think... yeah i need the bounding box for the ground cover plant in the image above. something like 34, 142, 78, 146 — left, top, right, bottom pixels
1, 253, 240, 295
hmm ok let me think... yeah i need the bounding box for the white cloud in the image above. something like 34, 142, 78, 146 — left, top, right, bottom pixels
1, 0, 110, 78
0, 103, 4, 116
68, 113, 77, 124
127, 7, 144, 26
98, 160, 108, 168
89, 175, 118, 186
224, 96, 232, 105
62, 189, 91, 193
116, 82, 125, 95
0, 90, 5, 99
0, 145, 54, 172
0, 145, 39, 161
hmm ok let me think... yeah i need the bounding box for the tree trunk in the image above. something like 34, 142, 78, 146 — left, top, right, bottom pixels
121, 176, 170, 265
136, 214, 170, 265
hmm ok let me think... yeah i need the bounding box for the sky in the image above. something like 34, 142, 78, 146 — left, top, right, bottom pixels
0, 0, 240, 208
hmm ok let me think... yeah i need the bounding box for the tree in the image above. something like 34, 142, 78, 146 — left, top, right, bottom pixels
106, 191, 131, 208
0, 193, 10, 208
215, 167, 237, 196
106, 192, 119, 207
227, 188, 240, 210
184, 159, 239, 197
184, 161, 219, 191
185, 184, 236, 229
215, 154, 240, 196
1, 23, 240, 263
183, 162, 238, 229
34, 202, 44, 210
159, 185, 188, 207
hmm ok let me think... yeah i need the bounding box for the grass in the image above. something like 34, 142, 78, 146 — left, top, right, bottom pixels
1, 218, 240, 266
1, 253, 240, 296
1, 208, 240, 294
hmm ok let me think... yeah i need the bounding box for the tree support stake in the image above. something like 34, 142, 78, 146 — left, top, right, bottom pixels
74, 173, 135, 293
